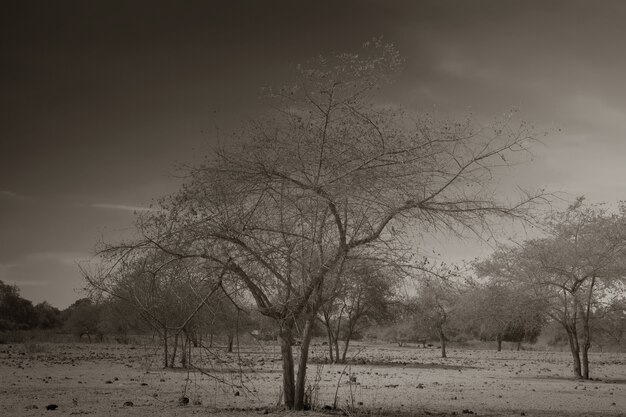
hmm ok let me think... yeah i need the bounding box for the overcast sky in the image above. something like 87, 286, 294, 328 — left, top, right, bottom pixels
2, 0, 626, 308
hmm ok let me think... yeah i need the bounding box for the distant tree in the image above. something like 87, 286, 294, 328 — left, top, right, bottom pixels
216, 299, 239, 353
249, 311, 280, 342
379, 303, 418, 347
63, 298, 103, 342
412, 273, 460, 358
0, 280, 37, 331
458, 282, 547, 351
33, 301, 62, 329
318, 258, 396, 363
95, 297, 147, 343
592, 294, 626, 351
202, 287, 257, 353
85, 253, 223, 367
477, 199, 626, 379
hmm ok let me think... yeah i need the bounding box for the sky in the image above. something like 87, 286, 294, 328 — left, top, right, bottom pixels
2, 0, 626, 308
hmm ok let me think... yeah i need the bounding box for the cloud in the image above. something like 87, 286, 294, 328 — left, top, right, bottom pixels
23, 251, 93, 267
15, 280, 48, 287
437, 56, 504, 85
2, 251, 93, 270
0, 190, 28, 201
565, 95, 626, 134
91, 203, 157, 212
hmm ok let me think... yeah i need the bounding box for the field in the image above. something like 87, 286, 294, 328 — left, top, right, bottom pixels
1, 341, 624, 417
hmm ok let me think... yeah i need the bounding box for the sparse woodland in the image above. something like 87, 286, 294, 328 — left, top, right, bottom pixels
3, 43, 626, 415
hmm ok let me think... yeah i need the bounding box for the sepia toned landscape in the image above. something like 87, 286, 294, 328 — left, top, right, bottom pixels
2, 2, 626, 416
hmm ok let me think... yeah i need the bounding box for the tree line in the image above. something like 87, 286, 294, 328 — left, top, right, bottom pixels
0, 281, 63, 332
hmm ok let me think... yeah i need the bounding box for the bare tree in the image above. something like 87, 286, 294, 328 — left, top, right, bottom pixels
84, 251, 223, 368
318, 257, 396, 363
477, 199, 626, 378
411, 269, 462, 358
86, 41, 546, 409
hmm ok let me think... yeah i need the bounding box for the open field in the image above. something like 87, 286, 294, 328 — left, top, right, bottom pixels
0, 341, 624, 416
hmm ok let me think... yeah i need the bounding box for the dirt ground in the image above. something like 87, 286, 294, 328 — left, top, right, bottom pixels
0, 341, 624, 417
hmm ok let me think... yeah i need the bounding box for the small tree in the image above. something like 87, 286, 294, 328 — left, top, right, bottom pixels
412, 273, 460, 358
318, 258, 395, 363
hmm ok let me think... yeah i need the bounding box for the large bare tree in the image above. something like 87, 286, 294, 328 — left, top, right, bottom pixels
87, 41, 546, 409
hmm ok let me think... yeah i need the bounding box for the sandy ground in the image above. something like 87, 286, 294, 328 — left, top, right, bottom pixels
0, 341, 624, 416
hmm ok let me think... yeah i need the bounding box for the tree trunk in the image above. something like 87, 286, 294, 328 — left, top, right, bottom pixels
341, 330, 352, 363
187, 333, 192, 368
581, 345, 590, 380
279, 323, 296, 409
227, 333, 234, 353
580, 318, 592, 379
170, 332, 179, 368
181, 335, 188, 368
580, 278, 595, 380
439, 330, 447, 359
322, 314, 334, 363
565, 326, 582, 379
333, 310, 343, 363
326, 327, 334, 363
163, 328, 169, 368
294, 316, 315, 410
497, 336, 502, 352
